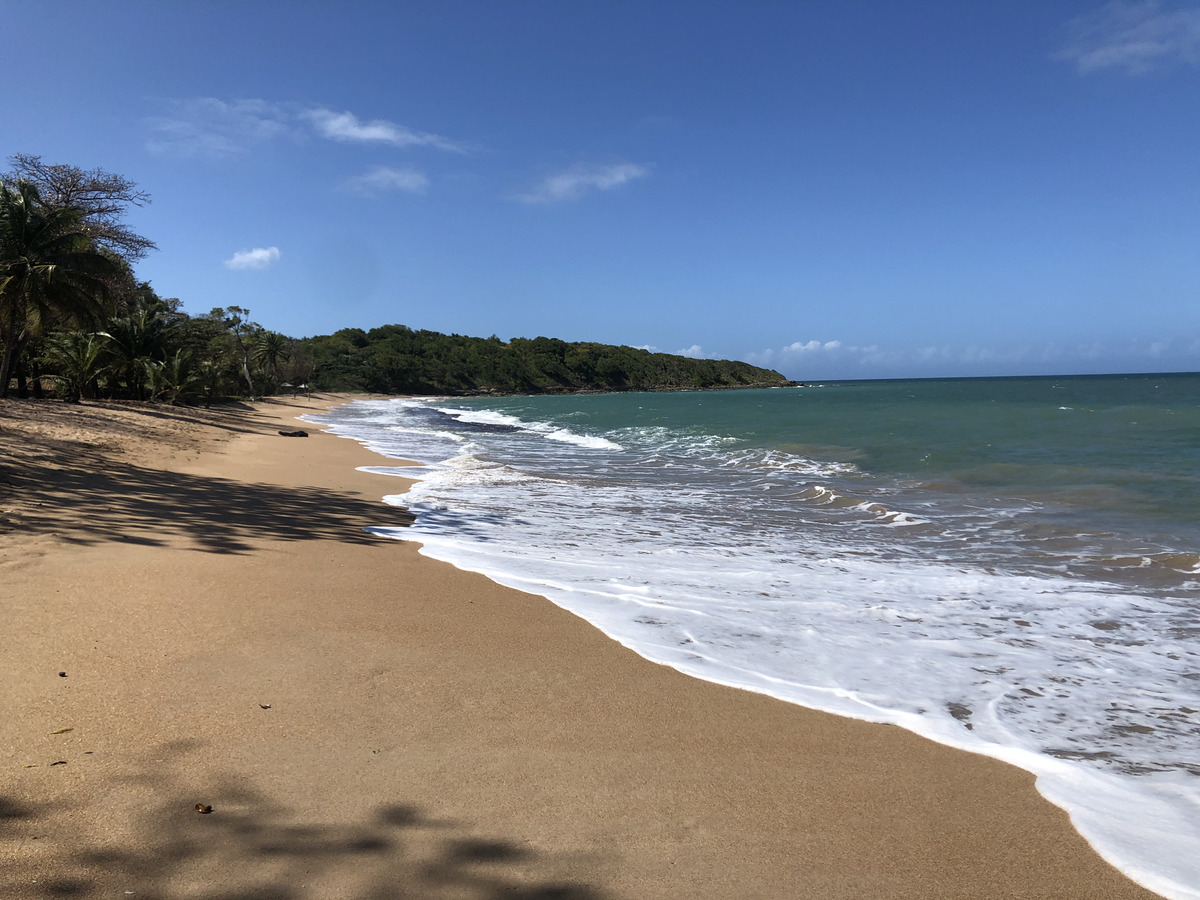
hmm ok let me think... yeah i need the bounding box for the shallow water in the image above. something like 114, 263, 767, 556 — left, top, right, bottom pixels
311, 373, 1200, 900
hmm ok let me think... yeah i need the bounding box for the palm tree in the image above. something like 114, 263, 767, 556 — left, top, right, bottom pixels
145, 349, 197, 405
250, 330, 291, 391
43, 331, 109, 402
102, 306, 167, 400
194, 358, 229, 408
0, 181, 120, 397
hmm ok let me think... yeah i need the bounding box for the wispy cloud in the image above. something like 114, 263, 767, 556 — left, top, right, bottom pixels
147, 98, 291, 156
343, 166, 430, 196
303, 108, 467, 152
516, 163, 650, 204
147, 98, 467, 157
1056, 1, 1200, 74
224, 246, 281, 270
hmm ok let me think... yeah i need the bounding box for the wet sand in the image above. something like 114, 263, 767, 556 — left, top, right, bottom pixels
0, 395, 1163, 898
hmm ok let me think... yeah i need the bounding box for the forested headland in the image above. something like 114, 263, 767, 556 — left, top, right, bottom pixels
305, 326, 790, 395
0, 156, 790, 403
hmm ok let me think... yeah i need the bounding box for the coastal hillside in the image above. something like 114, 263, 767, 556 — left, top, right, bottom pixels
303, 325, 792, 395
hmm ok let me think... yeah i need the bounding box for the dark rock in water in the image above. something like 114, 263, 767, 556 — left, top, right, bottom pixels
278, 430, 309, 438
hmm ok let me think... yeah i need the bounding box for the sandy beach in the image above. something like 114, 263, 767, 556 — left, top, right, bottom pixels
0, 395, 1163, 899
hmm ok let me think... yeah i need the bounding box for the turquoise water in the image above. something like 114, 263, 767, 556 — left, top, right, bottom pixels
315, 372, 1200, 900
494, 373, 1200, 546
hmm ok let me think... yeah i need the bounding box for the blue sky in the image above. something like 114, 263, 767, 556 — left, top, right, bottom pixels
6, 1, 1200, 380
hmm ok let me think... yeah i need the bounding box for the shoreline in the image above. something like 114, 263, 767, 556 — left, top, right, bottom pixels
0, 395, 1163, 898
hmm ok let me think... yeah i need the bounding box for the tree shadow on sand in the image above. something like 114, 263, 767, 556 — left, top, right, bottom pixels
4, 459, 414, 554
0, 396, 417, 553
0, 755, 605, 899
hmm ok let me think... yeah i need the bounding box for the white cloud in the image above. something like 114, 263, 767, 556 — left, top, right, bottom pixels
147, 98, 291, 156
785, 340, 821, 353
343, 166, 430, 195
303, 108, 466, 152
780, 339, 850, 354
224, 246, 281, 270
1056, 1, 1200, 74
147, 99, 467, 157
516, 163, 650, 204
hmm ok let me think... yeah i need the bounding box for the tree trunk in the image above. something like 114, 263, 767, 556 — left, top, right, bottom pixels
0, 339, 20, 400
30, 357, 44, 399
0, 303, 24, 399
241, 355, 254, 397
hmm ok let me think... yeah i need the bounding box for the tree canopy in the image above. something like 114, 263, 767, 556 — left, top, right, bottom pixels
302, 325, 792, 395
0, 180, 123, 397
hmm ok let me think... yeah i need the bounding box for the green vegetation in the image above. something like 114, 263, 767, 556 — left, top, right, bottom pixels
302, 326, 790, 394
2, 155, 789, 403
0, 180, 122, 396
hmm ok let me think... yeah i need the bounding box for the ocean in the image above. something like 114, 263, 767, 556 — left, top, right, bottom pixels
309, 373, 1200, 900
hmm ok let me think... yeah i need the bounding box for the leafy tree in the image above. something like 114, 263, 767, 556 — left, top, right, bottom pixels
279, 341, 314, 391
0, 181, 121, 397
214, 306, 257, 396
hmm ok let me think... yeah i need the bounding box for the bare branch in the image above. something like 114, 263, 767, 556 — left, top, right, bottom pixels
4, 154, 157, 261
